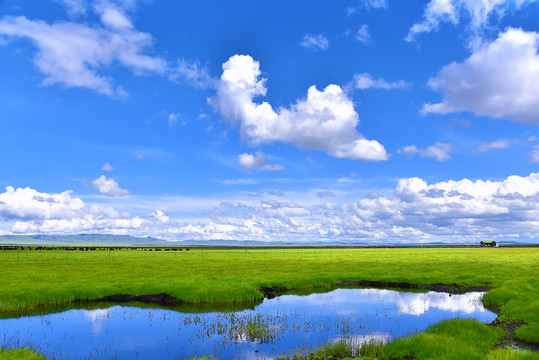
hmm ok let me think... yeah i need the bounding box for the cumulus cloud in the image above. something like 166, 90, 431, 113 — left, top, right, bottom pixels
476, 139, 513, 153
354, 73, 410, 90
0, 186, 87, 221
0, 4, 166, 96
399, 142, 455, 162
92, 175, 129, 196
238, 152, 284, 171
101, 162, 115, 172
300, 34, 329, 51
406, 0, 537, 41
422, 28, 539, 123
166, 172, 539, 242
3, 172, 539, 243
0, 186, 172, 235
150, 209, 169, 224
209, 55, 388, 161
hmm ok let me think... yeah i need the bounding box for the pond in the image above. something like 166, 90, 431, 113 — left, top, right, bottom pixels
0, 288, 497, 359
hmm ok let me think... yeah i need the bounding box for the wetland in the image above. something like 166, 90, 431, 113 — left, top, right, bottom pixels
0, 288, 497, 360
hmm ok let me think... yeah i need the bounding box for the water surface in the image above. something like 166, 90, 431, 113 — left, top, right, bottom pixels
0, 288, 497, 359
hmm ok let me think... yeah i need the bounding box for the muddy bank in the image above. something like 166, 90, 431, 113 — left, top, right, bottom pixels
259, 286, 287, 299
490, 320, 539, 352
335, 280, 490, 294
258, 280, 489, 300
74, 293, 185, 306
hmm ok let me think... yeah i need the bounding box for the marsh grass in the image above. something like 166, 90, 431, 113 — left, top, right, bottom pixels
485, 347, 539, 360
0, 348, 45, 360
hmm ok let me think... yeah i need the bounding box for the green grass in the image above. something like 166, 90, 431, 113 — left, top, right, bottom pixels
284, 320, 535, 360
485, 347, 539, 360
0, 247, 538, 358
0, 348, 46, 360
374, 319, 503, 360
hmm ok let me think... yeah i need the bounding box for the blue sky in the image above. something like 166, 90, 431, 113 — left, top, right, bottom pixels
1, 0, 539, 243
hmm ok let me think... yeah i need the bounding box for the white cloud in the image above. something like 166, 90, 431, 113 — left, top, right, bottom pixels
150, 209, 169, 224
3, 172, 539, 243
0, 5, 166, 96
361, 0, 388, 9
355, 24, 372, 43
0, 186, 87, 221
209, 55, 388, 161
406, 0, 537, 41
56, 0, 87, 16
347, 0, 388, 14
101, 162, 115, 172
354, 73, 410, 90
238, 152, 285, 171
300, 34, 329, 51
317, 190, 336, 198
399, 142, 455, 162
168, 112, 180, 126
422, 28, 539, 123
168, 59, 214, 89
476, 139, 513, 153
92, 175, 129, 196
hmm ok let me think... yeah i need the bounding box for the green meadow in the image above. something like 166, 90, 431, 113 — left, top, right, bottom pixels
0, 246, 538, 359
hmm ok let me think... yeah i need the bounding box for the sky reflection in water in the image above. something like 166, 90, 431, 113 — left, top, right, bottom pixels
0, 288, 497, 359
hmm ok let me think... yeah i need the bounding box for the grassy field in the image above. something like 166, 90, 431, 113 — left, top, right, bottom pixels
0, 247, 538, 359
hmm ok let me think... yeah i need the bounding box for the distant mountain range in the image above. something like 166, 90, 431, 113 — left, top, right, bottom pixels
0, 234, 168, 246
0, 234, 536, 247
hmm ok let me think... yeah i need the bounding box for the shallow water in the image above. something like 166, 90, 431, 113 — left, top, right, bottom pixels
0, 288, 497, 359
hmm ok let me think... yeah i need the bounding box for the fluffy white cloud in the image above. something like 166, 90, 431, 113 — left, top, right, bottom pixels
406, 0, 537, 41
0, 4, 166, 96
399, 142, 455, 162
0, 186, 86, 221
238, 152, 284, 171
150, 209, 170, 224
0, 186, 169, 235
476, 139, 513, 153
209, 55, 388, 161
172, 172, 539, 242
354, 73, 410, 90
92, 176, 129, 196
423, 28, 539, 123
300, 34, 329, 51
3, 173, 539, 242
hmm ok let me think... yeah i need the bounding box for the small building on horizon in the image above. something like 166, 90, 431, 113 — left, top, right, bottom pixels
480, 241, 499, 247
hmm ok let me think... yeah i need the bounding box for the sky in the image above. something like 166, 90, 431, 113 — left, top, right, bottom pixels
1, 0, 539, 243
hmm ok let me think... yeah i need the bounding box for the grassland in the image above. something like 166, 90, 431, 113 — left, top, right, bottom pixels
0, 246, 538, 359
